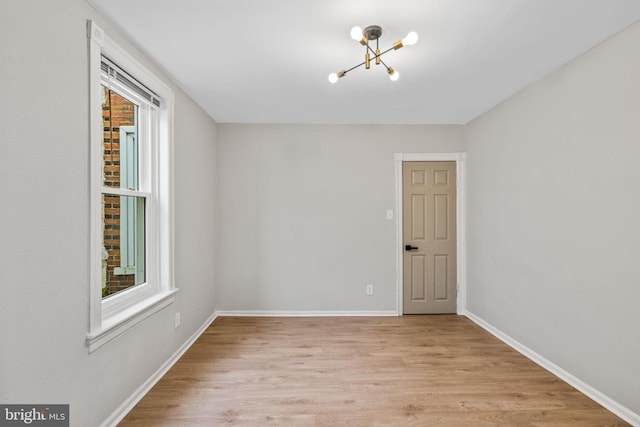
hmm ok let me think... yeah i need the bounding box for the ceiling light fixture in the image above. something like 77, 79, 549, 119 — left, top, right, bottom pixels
329, 25, 418, 83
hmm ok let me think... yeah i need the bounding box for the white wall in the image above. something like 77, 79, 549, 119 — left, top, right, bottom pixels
216, 124, 464, 312
0, 1, 218, 426
465, 21, 640, 416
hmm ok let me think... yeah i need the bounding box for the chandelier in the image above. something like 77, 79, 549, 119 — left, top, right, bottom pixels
328, 25, 418, 83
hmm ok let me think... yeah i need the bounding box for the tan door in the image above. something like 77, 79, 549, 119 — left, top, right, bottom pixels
403, 161, 457, 314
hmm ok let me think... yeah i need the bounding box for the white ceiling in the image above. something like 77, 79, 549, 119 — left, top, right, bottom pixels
87, 0, 640, 125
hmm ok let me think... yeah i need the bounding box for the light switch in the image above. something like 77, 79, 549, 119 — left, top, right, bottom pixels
386, 209, 393, 220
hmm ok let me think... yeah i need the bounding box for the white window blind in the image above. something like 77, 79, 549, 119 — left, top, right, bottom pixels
101, 56, 161, 108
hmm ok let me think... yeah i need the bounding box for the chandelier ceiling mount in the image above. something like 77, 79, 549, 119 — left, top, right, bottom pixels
362, 25, 383, 41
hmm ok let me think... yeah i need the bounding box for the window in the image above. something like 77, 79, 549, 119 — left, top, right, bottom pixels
87, 21, 176, 352
101, 60, 146, 297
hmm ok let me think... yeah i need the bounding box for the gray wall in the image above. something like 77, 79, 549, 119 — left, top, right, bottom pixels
465, 21, 640, 414
0, 1, 218, 426
216, 124, 464, 312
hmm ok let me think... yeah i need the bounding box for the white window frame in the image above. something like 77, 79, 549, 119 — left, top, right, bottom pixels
87, 20, 177, 352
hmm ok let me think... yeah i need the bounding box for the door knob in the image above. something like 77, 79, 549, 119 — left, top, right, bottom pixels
405, 245, 419, 251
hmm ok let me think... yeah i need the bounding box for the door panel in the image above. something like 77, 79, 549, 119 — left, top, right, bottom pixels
403, 161, 457, 314
434, 254, 449, 300
411, 195, 425, 239
434, 194, 449, 240
411, 255, 426, 301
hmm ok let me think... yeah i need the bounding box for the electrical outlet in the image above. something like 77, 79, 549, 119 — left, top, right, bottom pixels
366, 284, 374, 296
174, 312, 181, 329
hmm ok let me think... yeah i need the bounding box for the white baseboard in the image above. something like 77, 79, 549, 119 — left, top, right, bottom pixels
214, 310, 398, 317
463, 310, 640, 427
100, 312, 218, 427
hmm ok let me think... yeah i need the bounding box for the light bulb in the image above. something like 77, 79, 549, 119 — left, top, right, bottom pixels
328, 70, 346, 83
402, 31, 418, 46
387, 67, 399, 81
350, 26, 363, 41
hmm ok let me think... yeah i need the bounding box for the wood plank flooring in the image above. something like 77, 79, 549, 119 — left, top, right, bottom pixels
119, 316, 628, 426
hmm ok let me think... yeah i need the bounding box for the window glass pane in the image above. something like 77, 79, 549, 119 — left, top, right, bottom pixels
101, 85, 139, 190
102, 194, 146, 298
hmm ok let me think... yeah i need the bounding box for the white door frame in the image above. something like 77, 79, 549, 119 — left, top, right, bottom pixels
394, 153, 466, 315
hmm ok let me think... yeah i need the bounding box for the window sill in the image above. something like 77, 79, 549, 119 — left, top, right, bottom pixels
86, 289, 178, 353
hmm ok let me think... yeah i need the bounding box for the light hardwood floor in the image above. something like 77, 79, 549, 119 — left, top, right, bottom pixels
120, 316, 628, 426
